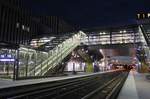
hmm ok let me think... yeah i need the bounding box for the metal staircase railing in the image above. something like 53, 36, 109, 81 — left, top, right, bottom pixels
35, 42, 79, 76
24, 32, 85, 76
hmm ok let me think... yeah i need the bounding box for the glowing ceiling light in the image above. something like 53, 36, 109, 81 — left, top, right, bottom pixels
120, 31, 122, 33
103, 32, 106, 35
123, 30, 127, 33
99, 32, 104, 35
120, 41, 123, 43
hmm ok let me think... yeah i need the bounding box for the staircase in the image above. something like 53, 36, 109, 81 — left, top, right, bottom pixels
18, 31, 86, 77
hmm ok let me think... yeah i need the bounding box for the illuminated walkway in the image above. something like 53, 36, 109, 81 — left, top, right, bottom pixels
118, 70, 150, 99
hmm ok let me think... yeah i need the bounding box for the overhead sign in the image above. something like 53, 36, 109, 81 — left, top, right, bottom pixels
0, 54, 15, 62
137, 13, 150, 20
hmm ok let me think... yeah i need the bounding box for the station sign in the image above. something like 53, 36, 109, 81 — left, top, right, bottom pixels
137, 13, 150, 20
0, 54, 15, 62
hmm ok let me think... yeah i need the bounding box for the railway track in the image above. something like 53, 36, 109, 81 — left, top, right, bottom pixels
82, 71, 128, 99
0, 70, 128, 99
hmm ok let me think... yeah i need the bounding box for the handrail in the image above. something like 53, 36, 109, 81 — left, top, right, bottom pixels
35, 43, 79, 76
18, 31, 86, 77
27, 40, 80, 76
41, 44, 78, 75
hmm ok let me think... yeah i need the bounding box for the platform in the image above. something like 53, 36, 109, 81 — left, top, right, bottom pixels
0, 72, 87, 89
0, 70, 119, 89
117, 70, 150, 99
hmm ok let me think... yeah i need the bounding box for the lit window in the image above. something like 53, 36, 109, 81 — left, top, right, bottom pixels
120, 31, 122, 33
27, 27, 30, 32
16, 22, 19, 28
22, 25, 25, 30
7, 55, 11, 58
0, 55, 5, 58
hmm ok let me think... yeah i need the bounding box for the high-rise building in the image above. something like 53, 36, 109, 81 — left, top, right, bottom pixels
0, 0, 37, 47
0, 0, 75, 48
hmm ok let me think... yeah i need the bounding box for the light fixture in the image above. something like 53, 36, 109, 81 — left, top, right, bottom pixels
123, 30, 127, 33
120, 31, 122, 33
103, 32, 106, 35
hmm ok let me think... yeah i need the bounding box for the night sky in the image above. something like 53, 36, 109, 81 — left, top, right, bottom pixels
23, 0, 150, 28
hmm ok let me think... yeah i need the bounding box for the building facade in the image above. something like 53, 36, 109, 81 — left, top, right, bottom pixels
0, 0, 75, 48
0, 0, 37, 47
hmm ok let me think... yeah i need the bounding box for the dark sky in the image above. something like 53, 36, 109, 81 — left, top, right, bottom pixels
23, 0, 150, 28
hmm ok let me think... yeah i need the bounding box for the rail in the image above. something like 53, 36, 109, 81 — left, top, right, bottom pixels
0, 69, 128, 99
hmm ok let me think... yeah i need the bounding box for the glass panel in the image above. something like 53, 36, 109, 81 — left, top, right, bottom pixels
0, 48, 16, 79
